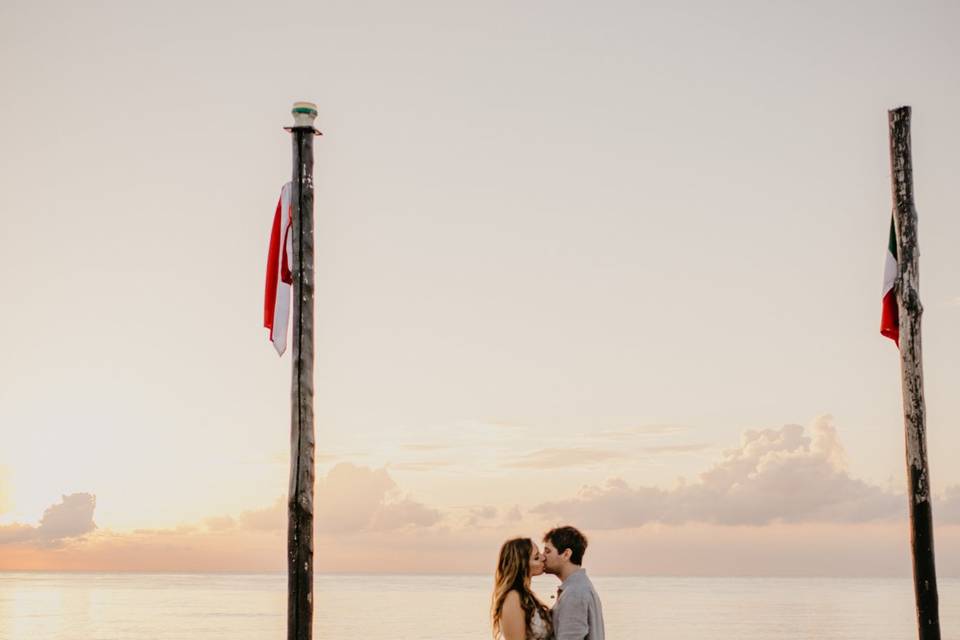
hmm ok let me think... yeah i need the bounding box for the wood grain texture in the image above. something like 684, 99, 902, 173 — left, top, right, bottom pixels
288, 126, 316, 640
889, 105, 940, 640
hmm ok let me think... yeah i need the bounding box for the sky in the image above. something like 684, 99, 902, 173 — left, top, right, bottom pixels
1, 0, 960, 576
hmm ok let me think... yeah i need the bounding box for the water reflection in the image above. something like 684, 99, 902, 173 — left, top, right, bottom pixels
0, 573, 951, 639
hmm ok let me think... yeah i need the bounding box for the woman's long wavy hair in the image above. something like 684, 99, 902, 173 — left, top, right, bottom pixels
491, 537, 553, 639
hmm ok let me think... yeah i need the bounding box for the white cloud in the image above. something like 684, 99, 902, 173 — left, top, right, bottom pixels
503, 448, 628, 469
640, 443, 711, 454
202, 515, 236, 532
465, 505, 499, 527
317, 463, 441, 533
238, 497, 284, 531
195, 464, 443, 535
388, 460, 454, 471
595, 424, 691, 439
937, 486, 960, 524
0, 493, 97, 547
532, 417, 904, 527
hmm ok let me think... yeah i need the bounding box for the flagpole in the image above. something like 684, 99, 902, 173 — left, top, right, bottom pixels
888, 105, 941, 640
286, 101, 321, 640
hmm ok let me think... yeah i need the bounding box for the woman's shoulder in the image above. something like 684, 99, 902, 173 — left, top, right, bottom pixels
502, 589, 522, 607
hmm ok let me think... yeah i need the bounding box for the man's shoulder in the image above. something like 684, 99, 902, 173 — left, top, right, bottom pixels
560, 581, 594, 601
561, 587, 592, 604
562, 580, 601, 608
564, 570, 597, 591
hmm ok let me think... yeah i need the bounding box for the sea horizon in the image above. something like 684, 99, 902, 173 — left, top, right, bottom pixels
2, 572, 958, 639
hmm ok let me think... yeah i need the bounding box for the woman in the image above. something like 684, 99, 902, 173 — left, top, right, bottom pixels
491, 537, 554, 640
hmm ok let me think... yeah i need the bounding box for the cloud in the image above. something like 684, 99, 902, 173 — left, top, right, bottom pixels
595, 424, 691, 439
238, 498, 284, 531
192, 465, 442, 536
937, 486, 960, 524
389, 460, 454, 471
504, 505, 523, 522
401, 443, 451, 452
503, 448, 628, 469
5, 455, 960, 576
199, 501, 283, 534
461, 503, 527, 528
640, 443, 712, 454
202, 516, 236, 532
0, 465, 444, 571
496, 432, 709, 470
317, 463, 441, 533
532, 417, 903, 527
0, 493, 97, 547
473, 505, 498, 520
369, 499, 441, 530
466, 505, 498, 526
0, 524, 34, 545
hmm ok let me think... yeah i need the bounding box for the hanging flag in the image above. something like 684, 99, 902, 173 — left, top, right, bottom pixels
880, 216, 899, 346
264, 182, 293, 355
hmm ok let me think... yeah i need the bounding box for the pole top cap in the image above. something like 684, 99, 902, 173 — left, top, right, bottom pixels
288, 101, 321, 134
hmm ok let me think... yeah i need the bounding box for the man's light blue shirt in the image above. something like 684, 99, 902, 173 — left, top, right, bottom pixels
552, 568, 605, 640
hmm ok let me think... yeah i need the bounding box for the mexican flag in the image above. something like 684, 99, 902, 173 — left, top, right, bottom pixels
880, 216, 899, 346
264, 182, 293, 355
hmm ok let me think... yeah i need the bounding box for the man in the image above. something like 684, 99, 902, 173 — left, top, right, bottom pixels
542, 525, 605, 640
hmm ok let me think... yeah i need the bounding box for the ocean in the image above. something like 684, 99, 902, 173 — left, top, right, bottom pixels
0, 572, 957, 639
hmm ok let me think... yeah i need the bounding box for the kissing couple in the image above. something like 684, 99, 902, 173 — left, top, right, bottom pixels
491, 525, 605, 640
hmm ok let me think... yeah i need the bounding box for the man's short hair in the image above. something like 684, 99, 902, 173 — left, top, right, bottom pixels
543, 525, 588, 565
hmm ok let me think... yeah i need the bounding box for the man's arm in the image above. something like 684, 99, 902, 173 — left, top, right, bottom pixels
555, 590, 590, 640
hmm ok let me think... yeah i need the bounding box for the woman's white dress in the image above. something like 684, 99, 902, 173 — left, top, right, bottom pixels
530, 609, 551, 640
497, 606, 552, 639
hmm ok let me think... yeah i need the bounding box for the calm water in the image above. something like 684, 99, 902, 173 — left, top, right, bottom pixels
0, 572, 957, 639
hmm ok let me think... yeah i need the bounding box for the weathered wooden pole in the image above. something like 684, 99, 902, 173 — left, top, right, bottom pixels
286, 101, 321, 640
888, 105, 941, 640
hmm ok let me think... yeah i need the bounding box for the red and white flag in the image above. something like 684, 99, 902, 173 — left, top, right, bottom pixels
264, 182, 293, 355
880, 216, 899, 346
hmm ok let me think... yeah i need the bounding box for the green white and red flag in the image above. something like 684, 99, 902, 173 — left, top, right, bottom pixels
880, 216, 899, 346
264, 182, 293, 355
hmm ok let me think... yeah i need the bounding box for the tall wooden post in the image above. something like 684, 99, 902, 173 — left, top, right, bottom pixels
888, 105, 941, 640
286, 101, 320, 640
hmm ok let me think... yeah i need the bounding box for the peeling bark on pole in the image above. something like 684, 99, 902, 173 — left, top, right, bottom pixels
888, 105, 941, 640
287, 102, 319, 640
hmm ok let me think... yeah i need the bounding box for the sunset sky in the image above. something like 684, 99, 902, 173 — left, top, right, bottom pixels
2, 0, 960, 575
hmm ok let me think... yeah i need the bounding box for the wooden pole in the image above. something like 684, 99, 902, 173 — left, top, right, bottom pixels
287, 102, 320, 640
888, 105, 941, 640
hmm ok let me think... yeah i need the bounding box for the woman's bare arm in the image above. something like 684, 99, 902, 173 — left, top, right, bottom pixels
500, 590, 527, 640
